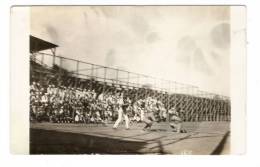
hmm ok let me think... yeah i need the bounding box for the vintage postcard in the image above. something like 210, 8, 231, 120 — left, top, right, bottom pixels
10, 6, 246, 154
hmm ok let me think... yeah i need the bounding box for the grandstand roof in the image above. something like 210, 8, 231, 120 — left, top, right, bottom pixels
30, 35, 58, 53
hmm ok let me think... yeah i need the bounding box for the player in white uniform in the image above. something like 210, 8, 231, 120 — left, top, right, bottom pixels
112, 93, 130, 130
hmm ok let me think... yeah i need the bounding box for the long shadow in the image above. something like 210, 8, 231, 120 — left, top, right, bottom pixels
78, 130, 167, 143
156, 133, 223, 143
32, 123, 168, 143
157, 140, 166, 154
147, 134, 194, 150
211, 131, 230, 155
147, 131, 227, 151
30, 128, 147, 154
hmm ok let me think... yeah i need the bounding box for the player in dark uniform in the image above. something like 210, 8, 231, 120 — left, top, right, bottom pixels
142, 98, 156, 131
168, 106, 187, 133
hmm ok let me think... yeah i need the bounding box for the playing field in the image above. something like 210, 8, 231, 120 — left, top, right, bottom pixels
30, 122, 230, 155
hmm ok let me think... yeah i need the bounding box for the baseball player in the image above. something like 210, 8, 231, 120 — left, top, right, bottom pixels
112, 93, 130, 130
142, 98, 156, 131
168, 106, 187, 133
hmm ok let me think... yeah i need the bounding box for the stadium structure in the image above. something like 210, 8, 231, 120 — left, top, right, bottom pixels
30, 35, 230, 122
30, 35, 231, 154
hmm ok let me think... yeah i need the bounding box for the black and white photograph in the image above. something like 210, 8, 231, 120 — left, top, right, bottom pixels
10, 5, 246, 155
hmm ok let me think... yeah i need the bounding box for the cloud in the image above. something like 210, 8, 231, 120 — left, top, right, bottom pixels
210, 50, 222, 65
129, 15, 150, 36
46, 25, 59, 44
210, 23, 230, 49
193, 48, 214, 75
178, 36, 197, 50
176, 36, 197, 63
146, 32, 160, 43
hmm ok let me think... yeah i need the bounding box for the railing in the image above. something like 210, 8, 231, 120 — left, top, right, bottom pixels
30, 52, 230, 101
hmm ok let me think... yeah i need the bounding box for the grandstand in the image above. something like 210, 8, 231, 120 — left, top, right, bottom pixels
30, 35, 230, 122
29, 35, 231, 154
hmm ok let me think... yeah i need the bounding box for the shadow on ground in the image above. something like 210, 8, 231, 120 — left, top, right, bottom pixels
30, 128, 147, 154
30, 122, 230, 154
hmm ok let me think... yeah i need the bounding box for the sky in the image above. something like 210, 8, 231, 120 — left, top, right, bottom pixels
31, 6, 230, 96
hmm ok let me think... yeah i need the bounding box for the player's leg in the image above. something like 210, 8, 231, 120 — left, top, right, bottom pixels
143, 119, 153, 130
140, 110, 152, 130
170, 122, 181, 133
147, 113, 155, 129
142, 114, 153, 130
123, 113, 129, 129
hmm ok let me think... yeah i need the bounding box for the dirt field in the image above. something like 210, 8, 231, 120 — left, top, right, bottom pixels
30, 122, 230, 154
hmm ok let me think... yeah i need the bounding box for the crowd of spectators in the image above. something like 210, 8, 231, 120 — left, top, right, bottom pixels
30, 81, 168, 124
